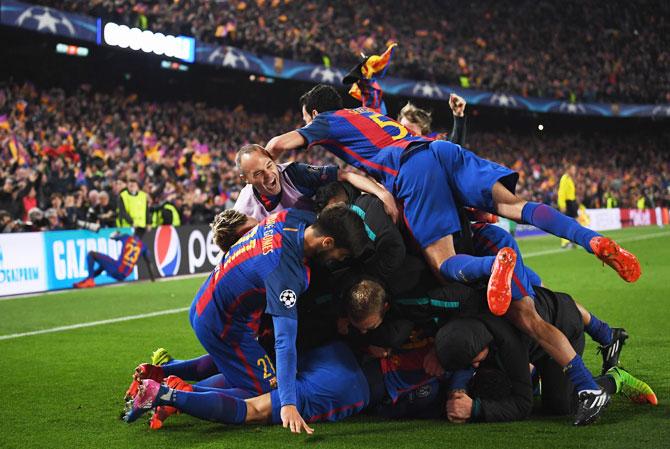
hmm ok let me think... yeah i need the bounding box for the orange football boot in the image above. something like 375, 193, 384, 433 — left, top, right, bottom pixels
590, 236, 641, 282
149, 376, 194, 430
487, 247, 517, 316
124, 364, 165, 400
73, 278, 95, 288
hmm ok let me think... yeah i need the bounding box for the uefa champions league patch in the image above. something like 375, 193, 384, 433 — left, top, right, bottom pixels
279, 289, 297, 308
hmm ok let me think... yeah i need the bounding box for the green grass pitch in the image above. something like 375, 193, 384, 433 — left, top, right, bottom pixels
1, 226, 669, 449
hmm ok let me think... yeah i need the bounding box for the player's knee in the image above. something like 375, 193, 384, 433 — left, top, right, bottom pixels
245, 397, 271, 423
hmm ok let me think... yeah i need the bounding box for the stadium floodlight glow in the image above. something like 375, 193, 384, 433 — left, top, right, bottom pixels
102, 22, 195, 63
55, 43, 89, 57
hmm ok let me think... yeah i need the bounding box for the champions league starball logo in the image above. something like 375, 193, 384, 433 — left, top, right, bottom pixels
489, 94, 518, 107
309, 66, 345, 84
558, 102, 587, 114
279, 289, 297, 308
16, 6, 75, 36
207, 46, 250, 70
652, 105, 670, 117
412, 82, 443, 98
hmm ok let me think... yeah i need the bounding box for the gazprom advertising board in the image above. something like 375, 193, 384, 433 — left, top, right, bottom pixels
0, 228, 134, 296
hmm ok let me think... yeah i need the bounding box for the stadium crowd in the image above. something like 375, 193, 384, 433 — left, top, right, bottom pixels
0, 81, 668, 233
37, 0, 670, 104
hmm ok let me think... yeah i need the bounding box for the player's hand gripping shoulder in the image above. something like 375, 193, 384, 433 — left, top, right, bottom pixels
281, 404, 314, 434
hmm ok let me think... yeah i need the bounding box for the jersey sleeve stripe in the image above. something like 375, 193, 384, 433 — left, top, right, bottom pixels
314, 139, 398, 176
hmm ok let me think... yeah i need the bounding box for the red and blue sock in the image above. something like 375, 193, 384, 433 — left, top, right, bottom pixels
521, 202, 600, 253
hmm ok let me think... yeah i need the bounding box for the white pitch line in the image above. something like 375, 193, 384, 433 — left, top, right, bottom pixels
523, 230, 670, 259
1, 230, 668, 342
0, 272, 208, 302
0, 307, 189, 341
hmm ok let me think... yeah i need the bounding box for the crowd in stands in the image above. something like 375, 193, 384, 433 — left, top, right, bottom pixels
37, 0, 670, 104
0, 81, 668, 233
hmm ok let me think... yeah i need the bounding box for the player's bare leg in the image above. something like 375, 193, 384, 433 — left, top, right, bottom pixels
424, 234, 516, 316
491, 182, 640, 282
506, 296, 577, 366
244, 393, 273, 423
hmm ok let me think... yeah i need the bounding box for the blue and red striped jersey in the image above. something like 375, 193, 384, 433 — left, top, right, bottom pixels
380, 346, 438, 403
192, 209, 314, 334
297, 108, 431, 192
115, 235, 147, 278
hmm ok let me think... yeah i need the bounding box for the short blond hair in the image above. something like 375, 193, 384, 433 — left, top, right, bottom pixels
397, 102, 432, 135
210, 209, 249, 251
345, 278, 387, 322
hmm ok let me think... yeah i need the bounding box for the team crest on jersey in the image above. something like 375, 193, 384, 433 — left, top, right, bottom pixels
279, 289, 297, 308
416, 384, 432, 398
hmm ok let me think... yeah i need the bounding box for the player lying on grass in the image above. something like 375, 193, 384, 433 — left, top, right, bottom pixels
124, 339, 461, 432
143, 204, 368, 433
73, 229, 155, 288
345, 279, 656, 426
265, 84, 641, 317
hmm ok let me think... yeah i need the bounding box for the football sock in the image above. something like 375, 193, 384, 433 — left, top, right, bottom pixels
162, 354, 218, 381
440, 254, 495, 283
194, 373, 230, 389
193, 385, 254, 400
584, 313, 613, 346
156, 388, 247, 424
565, 355, 600, 393
521, 202, 599, 253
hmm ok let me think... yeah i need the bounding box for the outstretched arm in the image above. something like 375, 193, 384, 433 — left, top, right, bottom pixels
273, 315, 314, 434
449, 93, 467, 145
339, 171, 398, 223
266, 131, 307, 161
